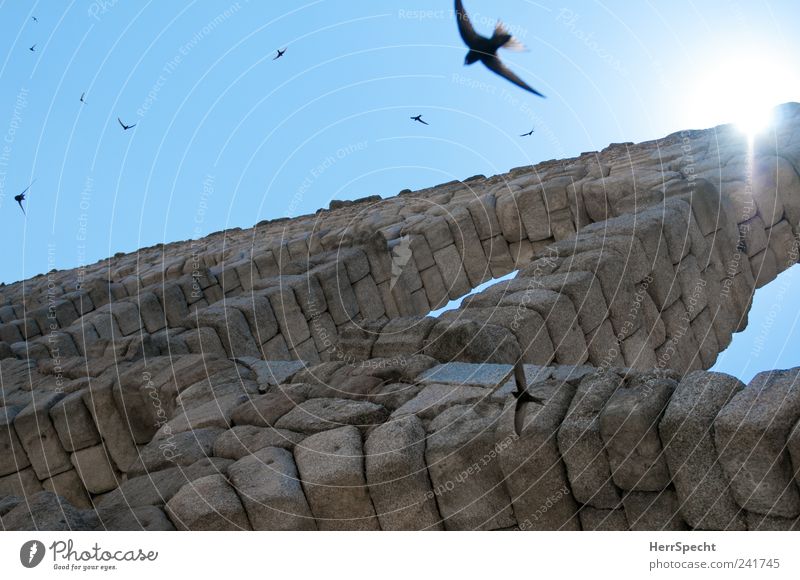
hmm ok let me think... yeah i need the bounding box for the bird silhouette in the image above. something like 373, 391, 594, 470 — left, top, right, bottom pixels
520, 128, 535, 137
273, 48, 286, 60
455, 0, 544, 97
410, 115, 429, 125
80, 92, 86, 104
32, 16, 38, 23
118, 118, 136, 131
29, 44, 36, 52
14, 181, 35, 216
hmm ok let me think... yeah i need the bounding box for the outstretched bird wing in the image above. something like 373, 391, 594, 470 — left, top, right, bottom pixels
455, 0, 482, 47
16, 197, 26, 215
482, 55, 544, 97
118, 117, 126, 129
419, 118, 429, 125
16, 180, 35, 199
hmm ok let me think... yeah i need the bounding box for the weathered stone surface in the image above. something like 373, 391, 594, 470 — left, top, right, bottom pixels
71, 444, 121, 494
715, 368, 800, 518
14, 392, 72, 480
294, 425, 380, 530
98, 457, 233, 508
424, 319, 521, 364
230, 389, 309, 427
276, 398, 388, 434
599, 372, 676, 491
213, 425, 305, 459
365, 415, 443, 530
42, 469, 91, 509
578, 506, 629, 531
0, 467, 43, 497
228, 447, 316, 530
94, 505, 176, 531
558, 372, 622, 508
497, 380, 581, 530
126, 427, 221, 476
426, 405, 515, 530
0, 404, 30, 477
1, 491, 96, 531
166, 474, 252, 530
660, 371, 747, 530
49, 390, 102, 453
82, 379, 139, 472
154, 393, 247, 439
622, 490, 689, 531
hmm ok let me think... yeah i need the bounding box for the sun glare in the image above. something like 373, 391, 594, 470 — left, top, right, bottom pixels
687, 53, 799, 138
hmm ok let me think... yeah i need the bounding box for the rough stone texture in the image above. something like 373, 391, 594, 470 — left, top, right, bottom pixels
13, 392, 72, 480
126, 428, 221, 476
1, 491, 96, 531
599, 372, 676, 491
50, 390, 102, 452
426, 405, 515, 530
276, 397, 389, 435
228, 447, 317, 530
558, 372, 623, 508
70, 444, 121, 494
365, 415, 443, 530
166, 474, 252, 530
715, 368, 800, 518
0, 404, 30, 477
294, 425, 380, 530
213, 426, 305, 459
497, 381, 581, 530
660, 371, 747, 530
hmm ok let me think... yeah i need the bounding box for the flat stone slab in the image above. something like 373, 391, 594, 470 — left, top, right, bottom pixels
417, 362, 513, 388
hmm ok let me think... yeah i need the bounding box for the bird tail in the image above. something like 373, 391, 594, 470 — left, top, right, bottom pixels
493, 22, 527, 52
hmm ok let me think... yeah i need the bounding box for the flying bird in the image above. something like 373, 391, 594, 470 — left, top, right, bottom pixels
32, 16, 38, 23
14, 181, 35, 216
454, 0, 544, 97
273, 48, 286, 60
520, 128, 535, 137
118, 118, 136, 131
80, 92, 86, 104
29, 44, 36, 52
410, 115, 429, 125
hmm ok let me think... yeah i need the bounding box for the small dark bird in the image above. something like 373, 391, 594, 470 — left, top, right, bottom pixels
118, 117, 136, 131
32, 16, 38, 23
455, 0, 544, 97
14, 181, 35, 216
29, 44, 36, 52
273, 48, 286, 60
520, 128, 535, 137
511, 359, 546, 404
410, 115, 429, 125
80, 92, 86, 104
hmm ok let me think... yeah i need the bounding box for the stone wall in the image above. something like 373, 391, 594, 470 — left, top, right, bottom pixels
1, 103, 800, 530
3, 358, 800, 530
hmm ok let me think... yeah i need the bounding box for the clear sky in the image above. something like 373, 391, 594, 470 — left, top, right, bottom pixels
0, 0, 798, 381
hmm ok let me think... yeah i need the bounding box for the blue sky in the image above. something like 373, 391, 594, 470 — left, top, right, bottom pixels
0, 0, 798, 380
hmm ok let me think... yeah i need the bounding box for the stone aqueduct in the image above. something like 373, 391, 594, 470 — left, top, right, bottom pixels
1, 103, 800, 531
